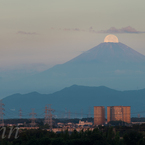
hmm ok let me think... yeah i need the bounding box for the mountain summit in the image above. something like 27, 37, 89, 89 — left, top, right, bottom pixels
67, 42, 145, 64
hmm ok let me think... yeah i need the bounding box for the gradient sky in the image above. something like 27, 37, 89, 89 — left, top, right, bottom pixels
0, 0, 145, 72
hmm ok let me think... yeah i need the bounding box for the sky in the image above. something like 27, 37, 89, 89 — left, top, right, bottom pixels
0, 0, 145, 72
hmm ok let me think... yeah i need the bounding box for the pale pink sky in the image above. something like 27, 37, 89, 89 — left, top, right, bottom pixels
0, 0, 145, 72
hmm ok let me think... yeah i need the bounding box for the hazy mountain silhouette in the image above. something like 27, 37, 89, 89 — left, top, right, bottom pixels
2, 85, 145, 118
1, 42, 145, 97
27, 42, 145, 91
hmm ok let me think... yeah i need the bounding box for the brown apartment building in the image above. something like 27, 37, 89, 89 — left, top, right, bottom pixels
107, 106, 131, 123
94, 106, 105, 125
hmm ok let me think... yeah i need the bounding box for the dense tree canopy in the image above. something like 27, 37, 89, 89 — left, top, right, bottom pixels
0, 125, 145, 145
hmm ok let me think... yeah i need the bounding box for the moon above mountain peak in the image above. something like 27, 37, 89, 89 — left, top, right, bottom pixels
104, 34, 119, 43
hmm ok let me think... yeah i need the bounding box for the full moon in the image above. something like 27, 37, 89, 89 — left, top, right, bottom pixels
104, 34, 119, 43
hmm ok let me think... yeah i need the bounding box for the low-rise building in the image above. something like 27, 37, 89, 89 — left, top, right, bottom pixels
76, 120, 93, 126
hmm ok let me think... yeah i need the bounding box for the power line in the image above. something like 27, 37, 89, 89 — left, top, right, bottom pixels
68, 110, 71, 119
19, 108, 22, 119
88, 107, 91, 118
75, 111, 77, 118
65, 108, 67, 119
0, 100, 4, 126
81, 109, 83, 119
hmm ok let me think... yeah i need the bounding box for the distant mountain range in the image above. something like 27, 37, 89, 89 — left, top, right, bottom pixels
3, 85, 145, 118
1, 42, 145, 97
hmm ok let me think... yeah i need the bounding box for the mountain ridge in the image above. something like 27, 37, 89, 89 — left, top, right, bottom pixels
2, 85, 145, 118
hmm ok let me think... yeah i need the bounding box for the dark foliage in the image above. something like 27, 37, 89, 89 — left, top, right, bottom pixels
1, 125, 145, 145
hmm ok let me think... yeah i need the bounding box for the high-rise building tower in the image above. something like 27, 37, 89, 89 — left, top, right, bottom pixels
107, 106, 130, 123
94, 106, 105, 125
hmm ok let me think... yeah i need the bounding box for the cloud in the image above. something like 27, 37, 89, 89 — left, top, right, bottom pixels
63, 28, 71, 31
51, 27, 85, 32
98, 26, 145, 34
63, 28, 84, 32
89, 27, 97, 33
17, 31, 38, 35
73, 28, 80, 31
51, 26, 144, 34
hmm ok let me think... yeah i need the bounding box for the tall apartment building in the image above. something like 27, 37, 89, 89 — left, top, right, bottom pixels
107, 106, 131, 123
94, 106, 105, 125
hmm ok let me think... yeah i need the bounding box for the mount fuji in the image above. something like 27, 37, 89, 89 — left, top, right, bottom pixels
1, 41, 145, 97
30, 42, 145, 91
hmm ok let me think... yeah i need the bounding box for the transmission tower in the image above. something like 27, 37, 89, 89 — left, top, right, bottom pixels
44, 104, 55, 130
68, 110, 71, 119
44, 105, 49, 125
29, 109, 37, 127
88, 107, 91, 118
19, 108, 22, 119
0, 100, 4, 126
75, 112, 77, 118
61, 112, 64, 119
65, 108, 67, 118
81, 109, 83, 119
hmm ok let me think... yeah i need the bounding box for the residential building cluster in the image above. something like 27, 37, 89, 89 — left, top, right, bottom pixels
94, 106, 131, 125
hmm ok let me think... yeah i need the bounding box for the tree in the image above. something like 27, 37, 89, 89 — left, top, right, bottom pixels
123, 131, 145, 145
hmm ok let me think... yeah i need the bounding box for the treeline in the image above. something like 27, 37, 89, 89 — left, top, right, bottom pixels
1, 125, 145, 145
